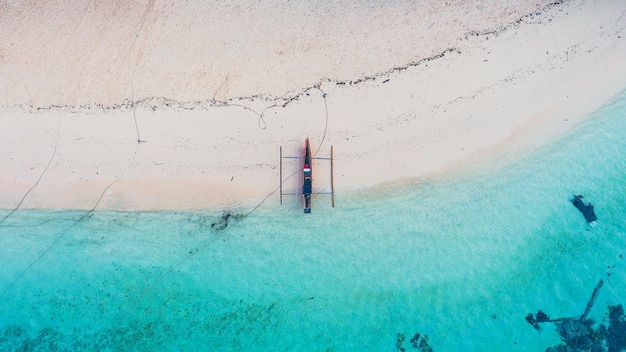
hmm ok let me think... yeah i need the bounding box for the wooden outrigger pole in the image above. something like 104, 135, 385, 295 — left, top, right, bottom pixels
279, 140, 334, 212
279, 146, 283, 205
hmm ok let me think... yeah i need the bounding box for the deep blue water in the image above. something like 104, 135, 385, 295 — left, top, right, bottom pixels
1, 90, 626, 351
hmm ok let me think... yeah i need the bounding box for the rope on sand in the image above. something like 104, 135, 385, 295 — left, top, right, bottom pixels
0, 115, 61, 227
0, 145, 140, 300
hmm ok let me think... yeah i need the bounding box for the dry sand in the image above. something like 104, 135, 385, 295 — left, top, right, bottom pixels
1, 0, 626, 211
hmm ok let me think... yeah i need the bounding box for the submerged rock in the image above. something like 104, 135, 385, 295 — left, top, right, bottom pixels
554, 318, 602, 351
395, 333, 406, 351
571, 195, 597, 223
537, 310, 551, 322
527, 280, 614, 351
607, 304, 626, 352
396, 332, 433, 351
410, 333, 421, 348
526, 311, 550, 331
418, 335, 434, 352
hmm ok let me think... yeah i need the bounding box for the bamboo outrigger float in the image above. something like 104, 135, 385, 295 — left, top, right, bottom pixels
279, 139, 334, 213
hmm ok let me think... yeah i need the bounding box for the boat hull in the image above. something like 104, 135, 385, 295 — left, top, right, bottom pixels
303, 138, 312, 213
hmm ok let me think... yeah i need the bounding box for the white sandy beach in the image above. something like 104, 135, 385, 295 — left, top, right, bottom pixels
1, 0, 626, 211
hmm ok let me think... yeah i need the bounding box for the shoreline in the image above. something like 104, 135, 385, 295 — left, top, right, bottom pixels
1, 0, 626, 212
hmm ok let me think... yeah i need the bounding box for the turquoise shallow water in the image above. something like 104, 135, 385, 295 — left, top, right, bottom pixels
1, 91, 626, 351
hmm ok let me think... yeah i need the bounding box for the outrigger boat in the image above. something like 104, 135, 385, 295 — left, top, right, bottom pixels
303, 138, 313, 213
279, 139, 335, 213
